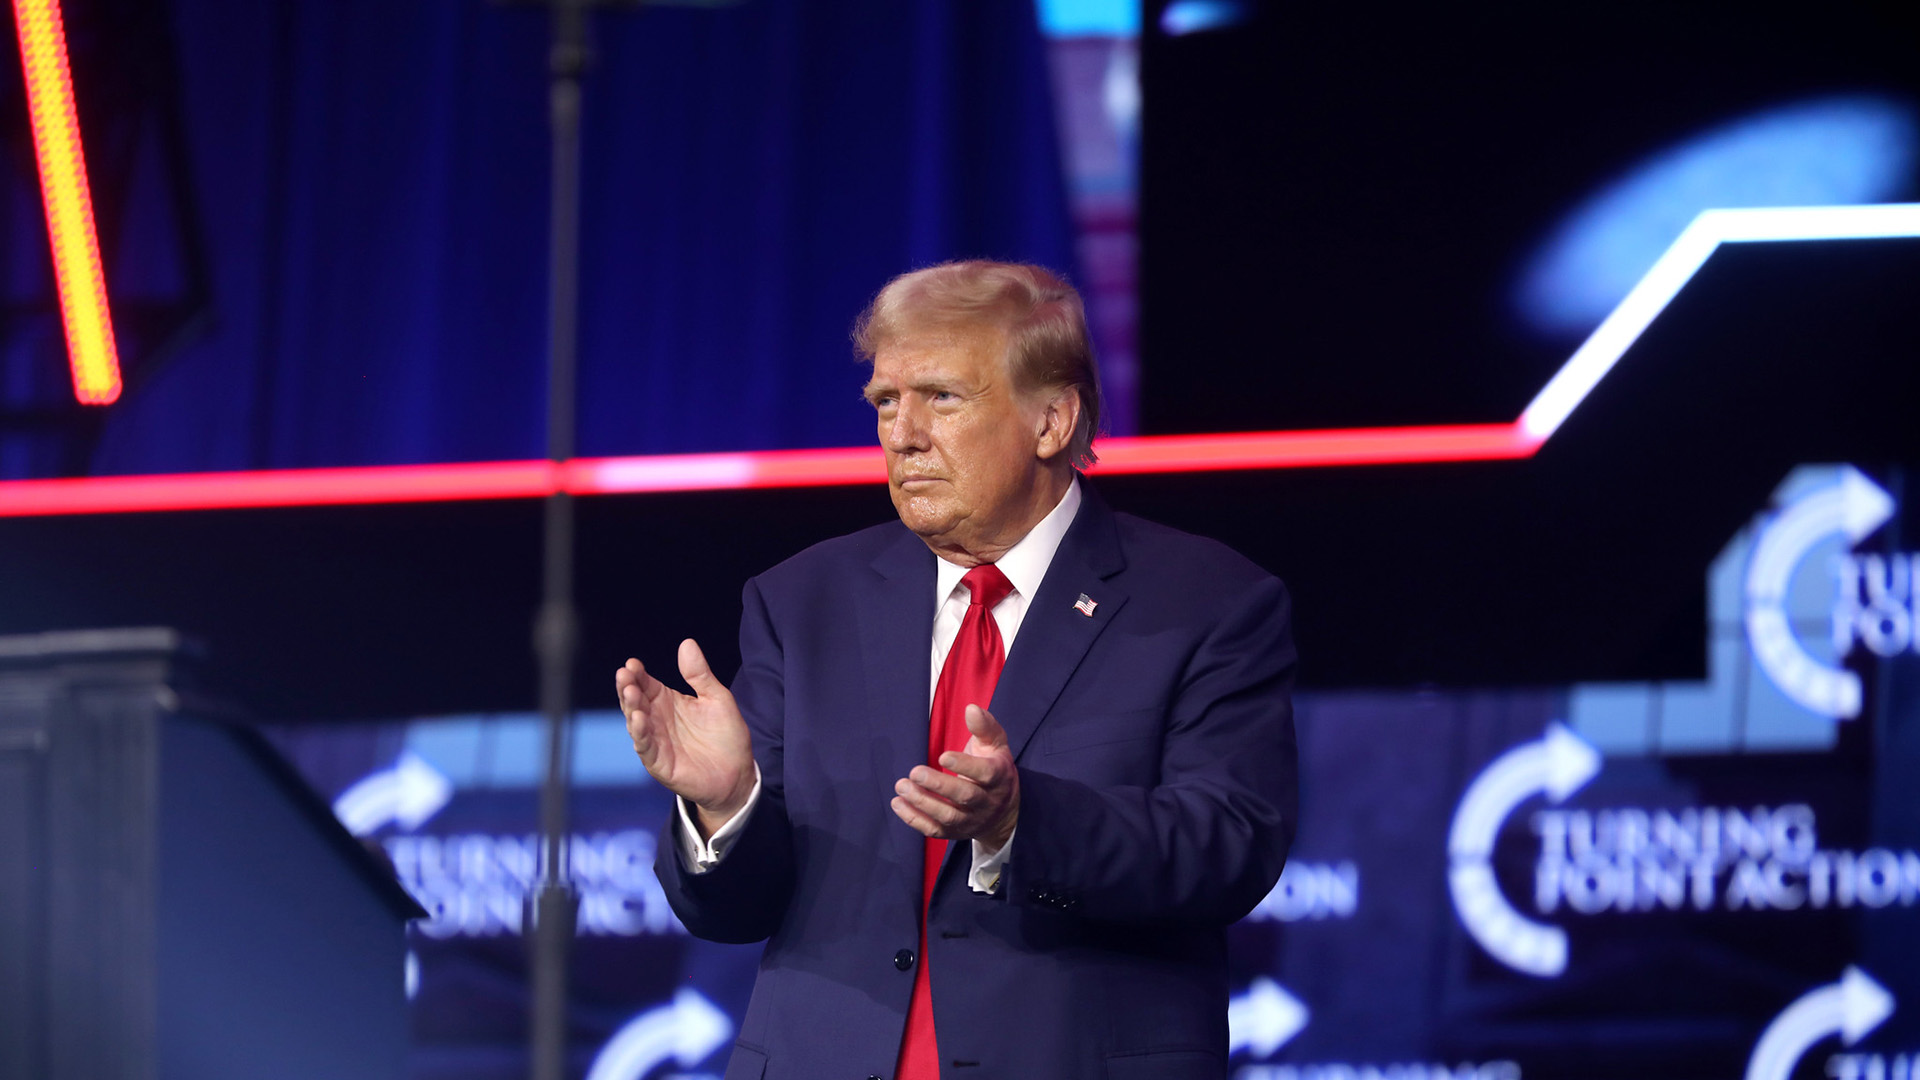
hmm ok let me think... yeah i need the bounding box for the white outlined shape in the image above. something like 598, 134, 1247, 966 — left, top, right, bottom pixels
1516, 99, 1920, 334
1745, 466, 1894, 719
585, 988, 732, 1080
1448, 723, 1602, 976
1228, 977, 1309, 1058
332, 751, 454, 836
1521, 203, 1920, 440
1744, 966, 1894, 1080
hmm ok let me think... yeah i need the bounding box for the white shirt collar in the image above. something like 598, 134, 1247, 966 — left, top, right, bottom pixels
934, 476, 1082, 607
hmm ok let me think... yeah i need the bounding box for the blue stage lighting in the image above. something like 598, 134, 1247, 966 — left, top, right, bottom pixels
1516, 95, 1918, 337
1037, 0, 1139, 38
1159, 0, 1252, 36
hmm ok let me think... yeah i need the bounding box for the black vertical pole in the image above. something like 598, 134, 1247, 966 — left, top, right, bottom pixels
531, 2, 586, 1079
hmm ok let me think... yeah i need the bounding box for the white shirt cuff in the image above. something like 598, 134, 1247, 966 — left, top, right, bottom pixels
968, 829, 1015, 894
674, 763, 763, 873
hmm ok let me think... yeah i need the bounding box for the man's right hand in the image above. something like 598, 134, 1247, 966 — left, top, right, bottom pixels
618, 639, 756, 839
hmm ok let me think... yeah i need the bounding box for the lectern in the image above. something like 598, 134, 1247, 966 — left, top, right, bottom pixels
0, 628, 422, 1080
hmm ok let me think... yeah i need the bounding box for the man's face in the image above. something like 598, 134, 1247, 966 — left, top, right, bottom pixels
864, 329, 1054, 562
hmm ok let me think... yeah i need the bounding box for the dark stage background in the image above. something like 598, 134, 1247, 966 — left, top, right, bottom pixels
0, 1, 1917, 1078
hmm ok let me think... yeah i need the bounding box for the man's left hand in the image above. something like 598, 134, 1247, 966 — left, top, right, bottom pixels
892, 704, 1019, 852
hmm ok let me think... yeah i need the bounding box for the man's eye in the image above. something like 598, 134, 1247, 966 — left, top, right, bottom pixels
933, 391, 956, 401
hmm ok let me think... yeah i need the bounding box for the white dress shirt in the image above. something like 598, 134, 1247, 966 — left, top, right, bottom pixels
676, 478, 1084, 894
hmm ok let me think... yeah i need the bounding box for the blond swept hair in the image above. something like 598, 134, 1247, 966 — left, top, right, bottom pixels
853, 260, 1104, 468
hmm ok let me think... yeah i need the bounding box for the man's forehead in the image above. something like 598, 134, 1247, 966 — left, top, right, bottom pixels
870, 328, 1010, 382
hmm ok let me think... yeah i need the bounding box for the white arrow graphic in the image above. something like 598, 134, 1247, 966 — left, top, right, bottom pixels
1744, 966, 1894, 1080
1447, 722, 1601, 977
585, 988, 733, 1080
332, 751, 454, 836
1228, 977, 1309, 1058
1745, 466, 1894, 719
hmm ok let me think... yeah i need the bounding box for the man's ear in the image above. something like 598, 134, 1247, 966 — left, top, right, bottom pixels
1033, 389, 1082, 461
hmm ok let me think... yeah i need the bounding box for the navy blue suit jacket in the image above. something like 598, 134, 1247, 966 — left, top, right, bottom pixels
656, 485, 1298, 1080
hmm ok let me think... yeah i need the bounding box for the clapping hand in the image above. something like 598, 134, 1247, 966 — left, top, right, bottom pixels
618, 639, 756, 838
891, 704, 1020, 852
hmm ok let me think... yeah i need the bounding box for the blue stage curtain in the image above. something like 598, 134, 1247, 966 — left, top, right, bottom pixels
72, 0, 1073, 476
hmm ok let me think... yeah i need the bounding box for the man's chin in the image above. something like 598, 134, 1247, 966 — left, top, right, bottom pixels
891, 495, 961, 541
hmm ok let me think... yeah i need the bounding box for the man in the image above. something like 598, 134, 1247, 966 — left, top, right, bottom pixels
619, 261, 1297, 1080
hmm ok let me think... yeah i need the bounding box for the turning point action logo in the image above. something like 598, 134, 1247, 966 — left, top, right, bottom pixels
1447, 723, 1601, 976
1448, 464, 1919, 977
333, 752, 685, 939
1448, 725, 1920, 979
1450, 726, 1917, 1074
1748, 465, 1906, 719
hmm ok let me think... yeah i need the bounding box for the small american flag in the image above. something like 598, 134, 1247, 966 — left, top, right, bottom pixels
1073, 593, 1098, 617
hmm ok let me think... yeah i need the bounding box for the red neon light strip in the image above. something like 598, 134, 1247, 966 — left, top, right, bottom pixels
1088, 423, 1539, 473
0, 460, 557, 517
12, 0, 121, 404
0, 424, 1541, 517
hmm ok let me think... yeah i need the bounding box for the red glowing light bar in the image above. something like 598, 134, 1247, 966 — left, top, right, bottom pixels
570, 445, 886, 495
0, 460, 557, 517
1088, 423, 1540, 473
12, 0, 122, 404
0, 423, 1542, 517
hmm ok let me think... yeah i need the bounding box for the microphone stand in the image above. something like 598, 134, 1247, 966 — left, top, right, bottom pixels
530, 2, 586, 1077
506, 2, 730, 1077
525, 3, 622, 1079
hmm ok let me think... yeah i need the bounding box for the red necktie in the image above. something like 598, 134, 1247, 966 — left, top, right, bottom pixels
897, 563, 1013, 1080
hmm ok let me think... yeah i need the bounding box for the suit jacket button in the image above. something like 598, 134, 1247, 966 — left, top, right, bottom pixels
894, 948, 915, 971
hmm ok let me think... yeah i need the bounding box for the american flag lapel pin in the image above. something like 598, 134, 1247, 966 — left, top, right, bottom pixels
1074, 593, 1098, 617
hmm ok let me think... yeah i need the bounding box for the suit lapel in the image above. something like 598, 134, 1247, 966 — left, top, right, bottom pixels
857, 526, 940, 898
989, 484, 1130, 763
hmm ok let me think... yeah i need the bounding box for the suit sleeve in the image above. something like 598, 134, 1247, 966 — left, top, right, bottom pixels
1001, 574, 1298, 926
652, 577, 797, 943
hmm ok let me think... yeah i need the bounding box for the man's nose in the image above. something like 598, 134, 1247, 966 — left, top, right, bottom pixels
884, 400, 930, 452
